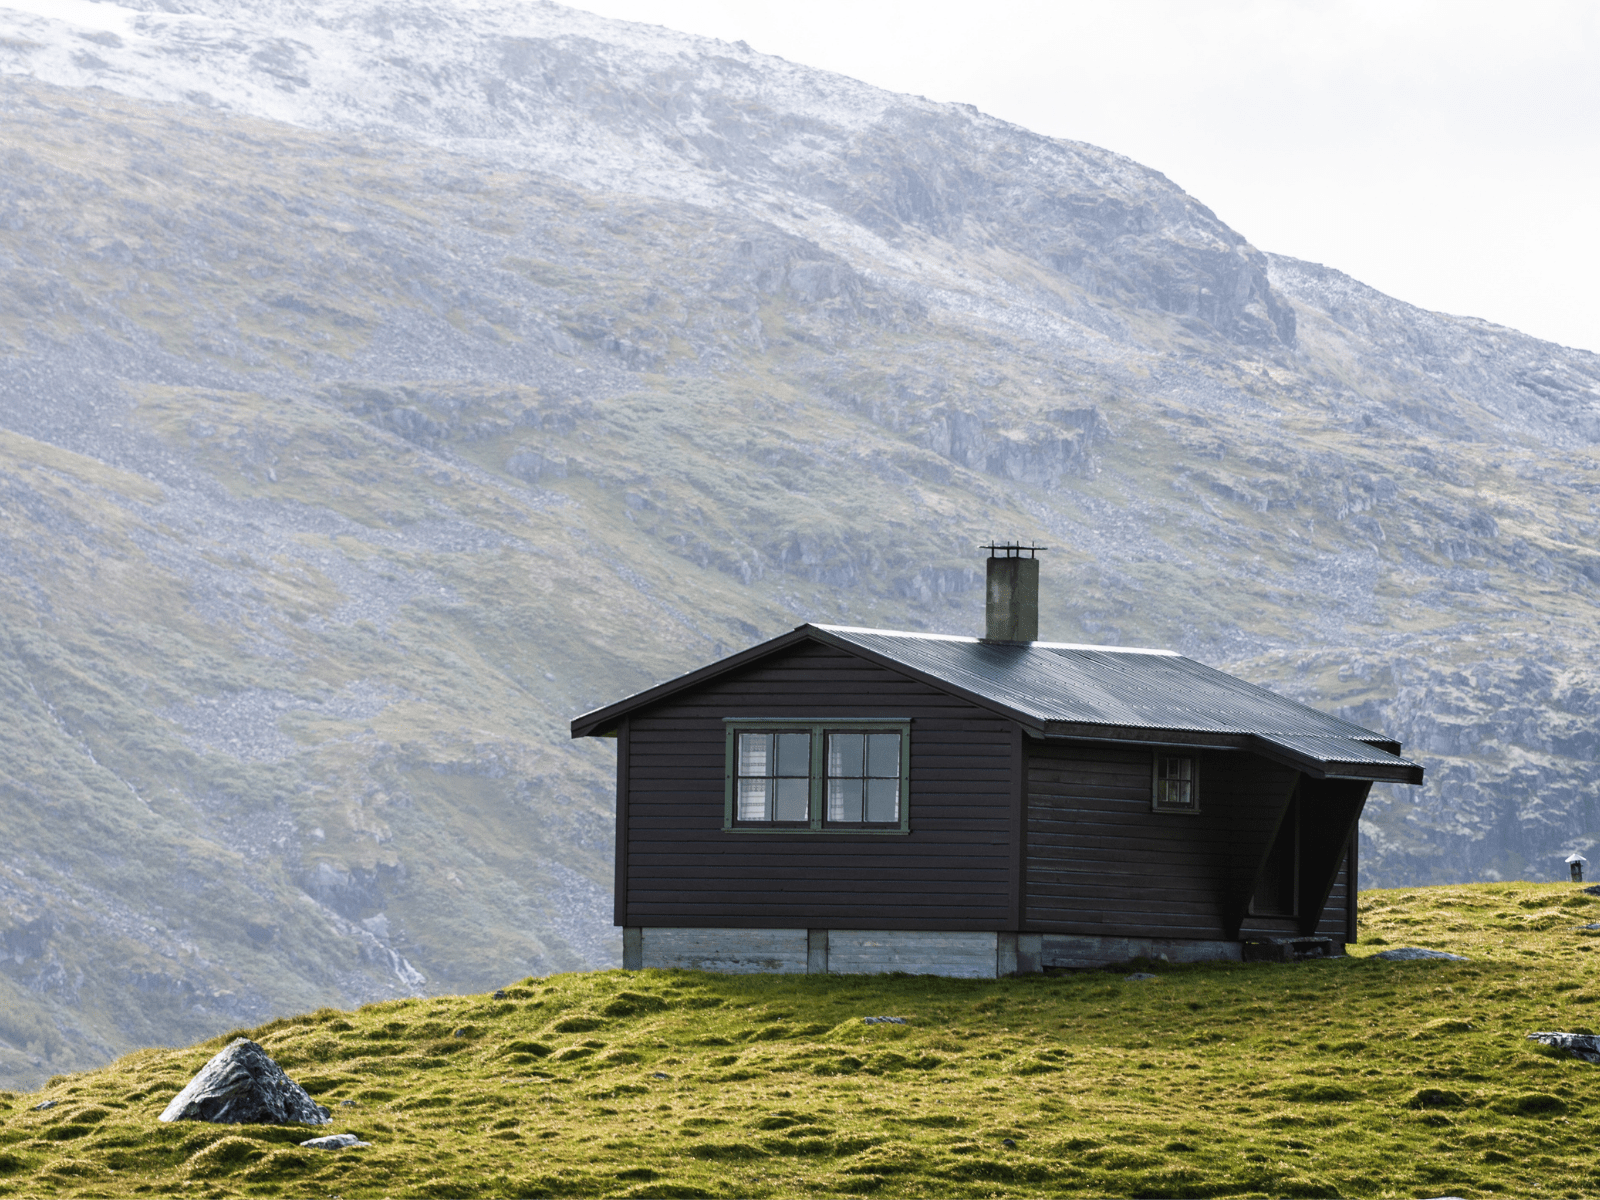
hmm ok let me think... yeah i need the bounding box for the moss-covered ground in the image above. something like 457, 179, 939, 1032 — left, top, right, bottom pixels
4, 883, 1600, 1198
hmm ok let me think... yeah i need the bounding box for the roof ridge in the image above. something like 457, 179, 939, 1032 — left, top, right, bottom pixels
812, 624, 1179, 656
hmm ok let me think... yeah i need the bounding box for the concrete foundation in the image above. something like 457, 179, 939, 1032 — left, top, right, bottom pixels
628, 928, 1008, 977
639, 927, 809, 974
623, 928, 1248, 975
827, 930, 1000, 979
1042, 934, 1243, 969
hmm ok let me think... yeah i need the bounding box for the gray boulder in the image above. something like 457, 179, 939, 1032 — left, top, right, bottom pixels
1370, 947, 1468, 962
1527, 1032, 1600, 1064
158, 1037, 331, 1126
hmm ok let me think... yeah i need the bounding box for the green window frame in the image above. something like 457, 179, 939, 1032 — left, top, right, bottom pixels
723, 718, 912, 835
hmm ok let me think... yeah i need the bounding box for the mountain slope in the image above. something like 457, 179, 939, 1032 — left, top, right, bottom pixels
0, 0, 1597, 1089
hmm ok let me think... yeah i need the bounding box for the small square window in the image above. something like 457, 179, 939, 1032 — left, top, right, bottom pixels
1152, 755, 1198, 813
735, 731, 811, 823
826, 731, 902, 825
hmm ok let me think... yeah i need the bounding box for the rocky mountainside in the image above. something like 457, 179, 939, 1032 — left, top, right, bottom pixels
0, 0, 1597, 1089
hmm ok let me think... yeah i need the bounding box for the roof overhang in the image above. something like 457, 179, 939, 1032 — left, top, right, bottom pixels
1033, 725, 1424, 784
570, 626, 819, 739
1036, 723, 1427, 790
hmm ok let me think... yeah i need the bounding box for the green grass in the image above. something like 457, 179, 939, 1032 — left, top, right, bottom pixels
4, 883, 1600, 1198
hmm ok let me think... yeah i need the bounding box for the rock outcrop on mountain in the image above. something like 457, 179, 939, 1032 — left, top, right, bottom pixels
0, 0, 1597, 1088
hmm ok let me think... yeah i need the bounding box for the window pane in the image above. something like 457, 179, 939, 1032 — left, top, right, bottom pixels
827, 778, 862, 822
775, 732, 811, 777
738, 733, 770, 778
774, 776, 809, 822
1155, 762, 1196, 811
828, 733, 863, 779
737, 778, 769, 821
866, 733, 901, 778
866, 778, 899, 823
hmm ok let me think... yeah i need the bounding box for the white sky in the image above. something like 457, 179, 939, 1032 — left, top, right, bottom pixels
577, 0, 1600, 355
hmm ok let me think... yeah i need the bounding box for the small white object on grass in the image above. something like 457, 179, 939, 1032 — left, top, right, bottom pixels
1371, 947, 1468, 962
300, 1133, 371, 1150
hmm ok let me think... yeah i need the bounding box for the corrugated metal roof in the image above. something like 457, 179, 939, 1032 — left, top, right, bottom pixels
817, 626, 1381, 740
1259, 734, 1419, 768
572, 622, 1424, 784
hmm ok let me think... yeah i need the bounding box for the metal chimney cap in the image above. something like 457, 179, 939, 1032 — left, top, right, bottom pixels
980, 542, 1048, 559
1568, 852, 1589, 864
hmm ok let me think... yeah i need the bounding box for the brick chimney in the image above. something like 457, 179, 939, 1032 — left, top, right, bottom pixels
983, 543, 1044, 642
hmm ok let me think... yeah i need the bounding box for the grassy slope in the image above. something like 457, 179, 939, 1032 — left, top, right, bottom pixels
4, 884, 1600, 1199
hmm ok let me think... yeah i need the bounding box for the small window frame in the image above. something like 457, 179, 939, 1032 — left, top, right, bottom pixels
723, 718, 912, 835
1151, 754, 1200, 814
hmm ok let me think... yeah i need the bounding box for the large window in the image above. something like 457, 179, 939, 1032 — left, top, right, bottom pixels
725, 720, 910, 833
1152, 755, 1198, 813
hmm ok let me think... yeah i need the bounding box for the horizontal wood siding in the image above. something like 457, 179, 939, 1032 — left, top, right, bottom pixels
624, 641, 1016, 929
1316, 852, 1351, 942
1027, 741, 1298, 940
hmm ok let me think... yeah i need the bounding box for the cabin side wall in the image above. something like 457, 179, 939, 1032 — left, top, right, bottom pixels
1025, 739, 1300, 944
622, 640, 1018, 931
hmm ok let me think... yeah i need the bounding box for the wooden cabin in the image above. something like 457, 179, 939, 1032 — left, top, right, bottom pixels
570, 548, 1424, 976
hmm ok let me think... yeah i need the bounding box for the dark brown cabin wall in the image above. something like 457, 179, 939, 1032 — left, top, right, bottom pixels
1026, 740, 1298, 940
624, 641, 1017, 929
1315, 853, 1350, 941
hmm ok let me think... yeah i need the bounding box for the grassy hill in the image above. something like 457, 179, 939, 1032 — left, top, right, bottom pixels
3, 884, 1600, 1198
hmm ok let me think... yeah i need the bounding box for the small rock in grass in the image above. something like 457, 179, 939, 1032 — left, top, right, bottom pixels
300, 1133, 371, 1150
32, 1099, 57, 1111
159, 1037, 330, 1126
1527, 1032, 1600, 1064
650, 1072, 670, 1080
1001, 1138, 1016, 1147
453, 1028, 469, 1037
862, 1016, 906, 1025
339, 1100, 357, 1107
1125, 972, 1161, 982
1371, 947, 1468, 962
492, 989, 508, 1000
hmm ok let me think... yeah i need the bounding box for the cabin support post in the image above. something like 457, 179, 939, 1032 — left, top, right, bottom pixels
622, 927, 642, 970
1016, 933, 1043, 974
996, 932, 1018, 976
807, 929, 829, 975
